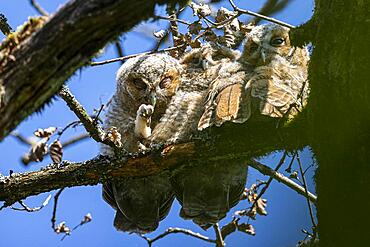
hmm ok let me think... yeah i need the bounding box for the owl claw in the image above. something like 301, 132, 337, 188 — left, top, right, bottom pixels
135, 104, 154, 139
137, 104, 154, 119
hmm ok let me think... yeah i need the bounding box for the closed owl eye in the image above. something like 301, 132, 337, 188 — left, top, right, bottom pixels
132, 78, 147, 90
159, 76, 172, 89
270, 37, 285, 46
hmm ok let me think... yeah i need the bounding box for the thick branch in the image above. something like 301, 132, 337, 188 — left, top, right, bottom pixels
0, 0, 186, 141
0, 118, 309, 206
0, 142, 196, 206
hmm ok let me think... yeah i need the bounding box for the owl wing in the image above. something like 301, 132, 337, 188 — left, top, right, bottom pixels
198, 64, 249, 130
248, 65, 308, 119
103, 174, 175, 233
171, 161, 247, 229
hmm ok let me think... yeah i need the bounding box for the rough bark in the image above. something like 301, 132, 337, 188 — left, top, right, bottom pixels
0, 0, 186, 141
292, 0, 370, 245
0, 121, 307, 206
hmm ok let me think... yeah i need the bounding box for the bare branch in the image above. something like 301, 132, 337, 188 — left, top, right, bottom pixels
58, 85, 118, 149
51, 188, 65, 230
89, 44, 186, 66
252, 151, 288, 206
142, 227, 216, 246
21, 133, 90, 166
248, 159, 317, 204
10, 132, 36, 146
11, 194, 51, 212
228, 0, 295, 28
213, 223, 225, 247
29, 0, 49, 16
296, 152, 317, 229
155, 15, 191, 26
61, 213, 92, 241
251, 0, 292, 25
113, 39, 125, 64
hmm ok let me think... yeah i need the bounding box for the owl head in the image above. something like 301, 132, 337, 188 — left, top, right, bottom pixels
241, 24, 302, 66
116, 53, 181, 111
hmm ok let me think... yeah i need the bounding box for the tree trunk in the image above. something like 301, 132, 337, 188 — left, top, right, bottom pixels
294, 0, 370, 245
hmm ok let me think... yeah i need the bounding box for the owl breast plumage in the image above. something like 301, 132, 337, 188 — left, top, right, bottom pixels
102, 53, 181, 233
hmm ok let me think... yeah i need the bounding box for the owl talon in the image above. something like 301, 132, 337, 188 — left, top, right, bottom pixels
135, 104, 154, 139
137, 104, 154, 119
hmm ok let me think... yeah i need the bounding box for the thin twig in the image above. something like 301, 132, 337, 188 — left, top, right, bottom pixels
90, 44, 186, 66
60, 213, 92, 241
285, 152, 297, 173
51, 188, 65, 230
155, 15, 191, 26
10, 132, 36, 146
251, 0, 292, 25
21, 133, 90, 166
114, 39, 125, 64
92, 104, 105, 126
142, 227, 216, 246
152, 30, 169, 52
29, 0, 49, 16
249, 159, 317, 204
252, 151, 288, 206
58, 86, 117, 149
213, 223, 225, 247
11, 194, 51, 212
57, 120, 81, 137
202, 13, 242, 29
60, 133, 90, 147
0, 14, 12, 36
228, 0, 295, 28
296, 152, 317, 229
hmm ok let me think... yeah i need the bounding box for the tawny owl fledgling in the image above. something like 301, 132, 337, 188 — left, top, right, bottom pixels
149, 45, 241, 144
150, 45, 248, 228
198, 23, 310, 130
101, 53, 181, 233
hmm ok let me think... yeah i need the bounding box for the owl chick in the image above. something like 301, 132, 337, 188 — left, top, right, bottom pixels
150, 45, 247, 228
150, 44, 241, 144
198, 23, 310, 130
102, 53, 181, 233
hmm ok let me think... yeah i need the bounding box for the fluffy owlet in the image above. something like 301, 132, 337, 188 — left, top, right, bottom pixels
150, 46, 248, 228
101, 53, 181, 233
198, 23, 310, 129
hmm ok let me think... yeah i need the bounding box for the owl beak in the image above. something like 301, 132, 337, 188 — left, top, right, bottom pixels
260, 49, 266, 64
149, 91, 157, 108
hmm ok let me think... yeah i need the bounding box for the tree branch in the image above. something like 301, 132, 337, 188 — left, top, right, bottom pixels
29, 0, 49, 16
0, 0, 186, 141
228, 0, 295, 28
0, 109, 309, 205
248, 159, 317, 204
90, 44, 186, 66
58, 85, 117, 148
142, 227, 216, 246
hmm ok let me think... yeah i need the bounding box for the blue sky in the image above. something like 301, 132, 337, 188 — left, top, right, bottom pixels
0, 1, 315, 246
